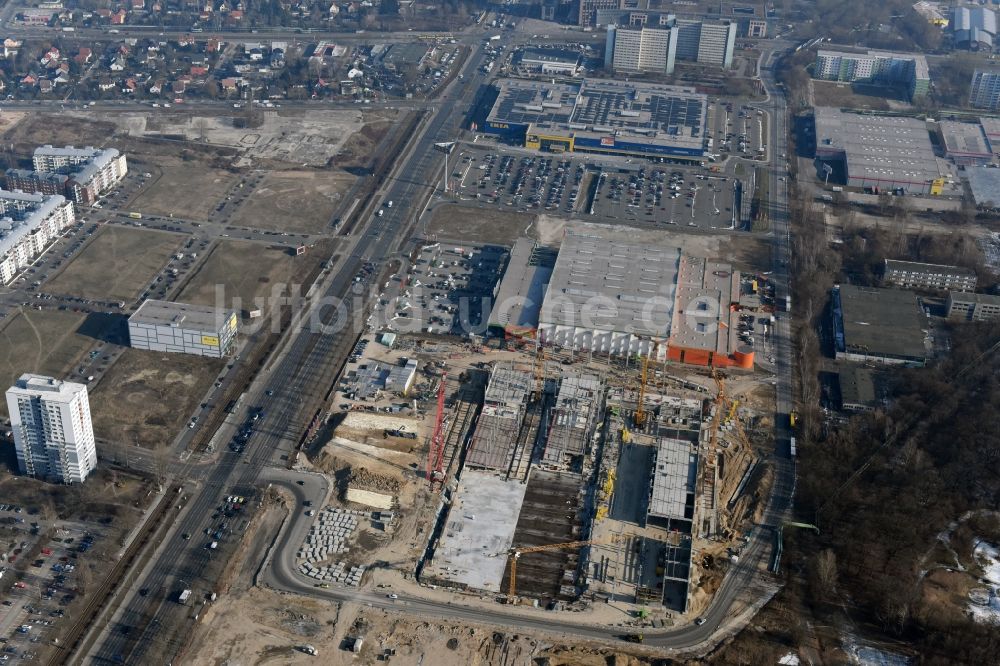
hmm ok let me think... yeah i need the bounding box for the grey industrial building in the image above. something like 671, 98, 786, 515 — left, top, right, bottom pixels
515, 47, 582, 75
128, 300, 238, 358
939, 120, 993, 166
838, 365, 878, 413
814, 107, 942, 194
947, 291, 1000, 322
537, 226, 681, 357
952, 6, 997, 51
883, 259, 977, 292
646, 436, 698, 534
488, 238, 557, 337
831, 284, 928, 366
966, 166, 1000, 208
484, 78, 707, 160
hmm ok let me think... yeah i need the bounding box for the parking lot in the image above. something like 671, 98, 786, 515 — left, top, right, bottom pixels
0, 512, 108, 661
449, 146, 742, 230
381, 242, 507, 336
706, 101, 768, 161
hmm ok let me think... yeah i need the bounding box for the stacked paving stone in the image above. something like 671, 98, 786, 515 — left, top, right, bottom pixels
296, 508, 369, 587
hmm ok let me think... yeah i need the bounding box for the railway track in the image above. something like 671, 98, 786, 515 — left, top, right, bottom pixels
46, 485, 180, 666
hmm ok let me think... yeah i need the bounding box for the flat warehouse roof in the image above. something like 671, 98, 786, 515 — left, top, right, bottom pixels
814, 107, 941, 185
939, 120, 992, 157
837, 285, 927, 360
489, 238, 556, 331
670, 255, 739, 355
519, 47, 581, 65
648, 437, 697, 520
539, 226, 680, 337
488, 78, 706, 152
130, 299, 235, 333
966, 167, 1000, 206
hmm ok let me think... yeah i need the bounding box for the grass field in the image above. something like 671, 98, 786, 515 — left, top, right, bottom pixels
228, 170, 355, 234
177, 238, 336, 316
0, 310, 93, 418
425, 203, 536, 246
89, 348, 224, 449
129, 161, 239, 219
46, 225, 183, 302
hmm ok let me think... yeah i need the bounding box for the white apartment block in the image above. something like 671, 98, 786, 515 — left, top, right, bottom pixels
0, 191, 76, 284
32, 146, 128, 204
606, 19, 735, 74
814, 50, 930, 99
6, 374, 97, 484
970, 69, 1000, 110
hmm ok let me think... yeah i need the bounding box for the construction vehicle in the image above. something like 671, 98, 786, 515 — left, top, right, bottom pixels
507, 535, 621, 600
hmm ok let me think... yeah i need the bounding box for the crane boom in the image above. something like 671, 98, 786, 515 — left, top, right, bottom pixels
426, 374, 448, 489
507, 535, 621, 599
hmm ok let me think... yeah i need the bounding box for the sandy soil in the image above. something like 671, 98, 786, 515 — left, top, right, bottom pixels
177, 238, 336, 316
228, 170, 356, 234
88, 348, 224, 449
129, 160, 239, 219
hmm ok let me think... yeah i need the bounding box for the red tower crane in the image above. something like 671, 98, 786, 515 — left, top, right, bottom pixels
426, 373, 448, 490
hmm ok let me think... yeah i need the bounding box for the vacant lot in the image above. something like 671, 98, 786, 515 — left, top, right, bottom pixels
47, 225, 183, 302
228, 170, 355, 234
178, 238, 336, 316
0, 309, 105, 418
89, 348, 224, 449
129, 160, 239, 219
811, 80, 892, 111
3, 113, 118, 153
426, 204, 537, 246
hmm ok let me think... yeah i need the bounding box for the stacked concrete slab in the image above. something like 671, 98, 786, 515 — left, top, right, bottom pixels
296, 507, 370, 587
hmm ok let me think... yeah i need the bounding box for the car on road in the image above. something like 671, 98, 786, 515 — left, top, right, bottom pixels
695, 617, 707, 626
181, 533, 191, 540
387, 593, 398, 599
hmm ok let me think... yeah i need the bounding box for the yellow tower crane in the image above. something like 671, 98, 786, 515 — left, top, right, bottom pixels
507, 535, 621, 600
634, 341, 659, 428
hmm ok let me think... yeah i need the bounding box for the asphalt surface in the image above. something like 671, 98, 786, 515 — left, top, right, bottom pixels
81, 34, 798, 663
87, 37, 493, 666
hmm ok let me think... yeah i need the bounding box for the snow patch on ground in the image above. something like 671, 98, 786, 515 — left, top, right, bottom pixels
778, 653, 800, 665
968, 541, 1000, 624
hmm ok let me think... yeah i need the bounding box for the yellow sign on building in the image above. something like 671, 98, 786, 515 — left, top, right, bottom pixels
201, 335, 220, 347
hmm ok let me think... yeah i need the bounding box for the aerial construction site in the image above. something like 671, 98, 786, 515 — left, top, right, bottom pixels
233, 223, 782, 643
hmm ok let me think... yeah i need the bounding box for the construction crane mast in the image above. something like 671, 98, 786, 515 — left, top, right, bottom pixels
634, 341, 658, 428
426, 373, 448, 490
507, 535, 620, 599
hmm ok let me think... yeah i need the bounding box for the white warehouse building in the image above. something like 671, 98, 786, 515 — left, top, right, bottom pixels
0, 190, 76, 284
6, 374, 98, 484
128, 300, 238, 358
536, 227, 679, 357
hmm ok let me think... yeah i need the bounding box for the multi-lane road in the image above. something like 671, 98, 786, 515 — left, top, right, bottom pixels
74, 32, 798, 663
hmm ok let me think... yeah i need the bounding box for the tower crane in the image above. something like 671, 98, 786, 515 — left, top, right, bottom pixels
634, 341, 659, 428
506, 535, 622, 600
426, 373, 448, 490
